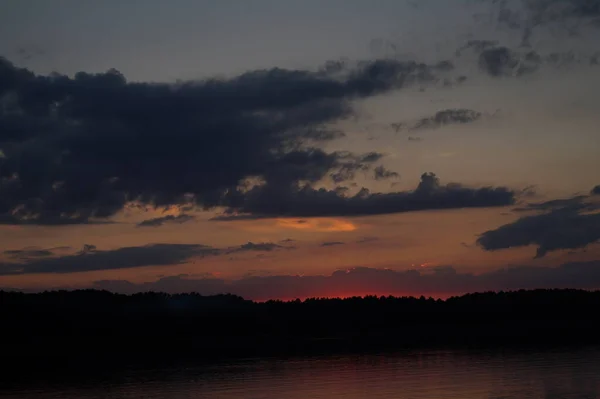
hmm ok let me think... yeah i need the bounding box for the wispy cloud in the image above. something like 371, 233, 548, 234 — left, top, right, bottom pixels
136, 214, 196, 228
0, 242, 295, 275
321, 241, 345, 247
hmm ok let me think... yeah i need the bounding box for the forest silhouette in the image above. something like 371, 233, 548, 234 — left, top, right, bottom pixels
3, 289, 599, 368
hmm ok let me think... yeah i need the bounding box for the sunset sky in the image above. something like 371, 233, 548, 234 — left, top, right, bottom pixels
1, 0, 600, 300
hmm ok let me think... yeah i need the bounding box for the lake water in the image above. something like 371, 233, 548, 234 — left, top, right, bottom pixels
3, 347, 600, 398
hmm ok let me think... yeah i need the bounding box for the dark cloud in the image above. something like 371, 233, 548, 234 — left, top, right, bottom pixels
474, 45, 599, 76
478, 201, 600, 258
411, 109, 483, 131
454, 7, 600, 77
512, 195, 593, 212
520, 185, 538, 198
0, 241, 294, 275
328, 151, 385, 183
390, 109, 483, 134
373, 165, 400, 181
136, 214, 195, 228
478, 47, 542, 77
490, 0, 600, 45
359, 152, 385, 163
3, 246, 73, 263
524, 0, 600, 24
80, 244, 97, 255
478, 46, 520, 76
592, 185, 600, 195
407, 136, 423, 142
321, 241, 345, 247
226, 242, 289, 254
218, 172, 515, 219
208, 214, 270, 222
545, 51, 578, 66
0, 56, 440, 225
356, 236, 379, 243
0, 244, 215, 275
4, 248, 54, 259
298, 127, 346, 142
90, 262, 600, 300
391, 122, 405, 133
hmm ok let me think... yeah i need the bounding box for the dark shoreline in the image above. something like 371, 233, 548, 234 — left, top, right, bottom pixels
3, 288, 600, 374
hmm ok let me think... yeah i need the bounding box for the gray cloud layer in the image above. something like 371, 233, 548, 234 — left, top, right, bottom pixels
478, 190, 600, 257
88, 262, 600, 300
1, 0, 596, 226
0, 56, 445, 225
217, 172, 515, 219
0, 242, 293, 275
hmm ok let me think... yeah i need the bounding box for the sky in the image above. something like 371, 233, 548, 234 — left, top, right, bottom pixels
1, 0, 600, 300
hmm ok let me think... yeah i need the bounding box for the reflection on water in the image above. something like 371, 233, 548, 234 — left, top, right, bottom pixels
3, 347, 600, 398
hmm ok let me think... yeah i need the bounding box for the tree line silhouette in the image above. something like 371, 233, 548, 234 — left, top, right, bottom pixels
3, 289, 599, 366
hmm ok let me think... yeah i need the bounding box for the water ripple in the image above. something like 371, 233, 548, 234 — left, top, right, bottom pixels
2, 347, 600, 398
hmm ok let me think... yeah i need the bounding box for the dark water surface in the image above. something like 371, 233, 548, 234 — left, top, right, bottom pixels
2, 347, 600, 398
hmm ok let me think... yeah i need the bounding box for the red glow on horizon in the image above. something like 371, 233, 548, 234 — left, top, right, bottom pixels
252, 291, 452, 303
410, 262, 438, 268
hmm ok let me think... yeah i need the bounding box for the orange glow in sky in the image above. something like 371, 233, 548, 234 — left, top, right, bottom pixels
276, 218, 357, 232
